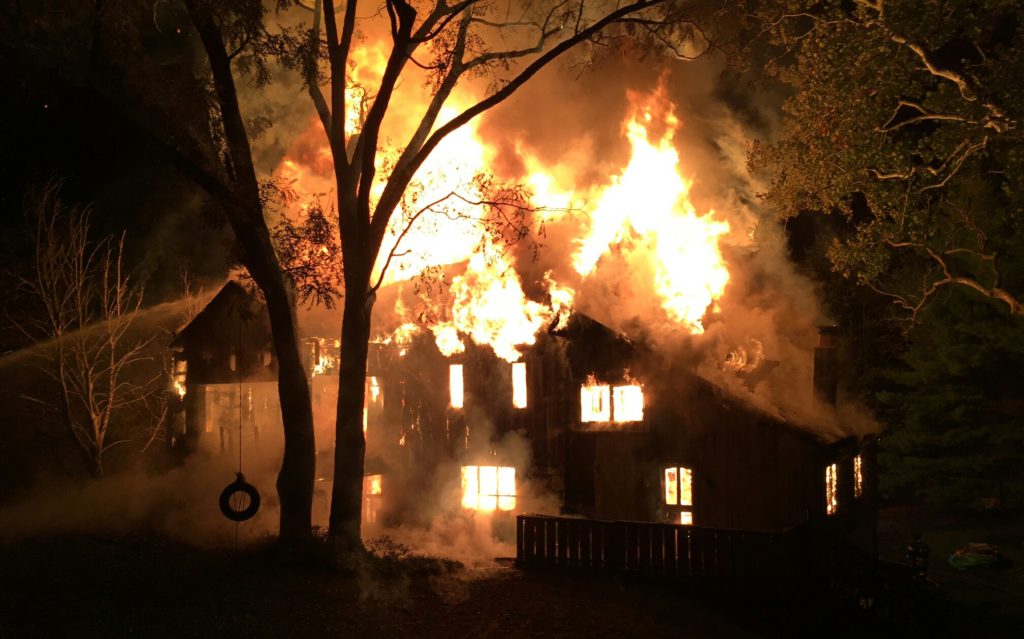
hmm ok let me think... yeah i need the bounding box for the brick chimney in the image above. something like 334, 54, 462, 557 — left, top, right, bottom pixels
813, 326, 839, 405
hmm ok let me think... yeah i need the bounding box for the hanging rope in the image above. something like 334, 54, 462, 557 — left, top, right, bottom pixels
219, 296, 260, 525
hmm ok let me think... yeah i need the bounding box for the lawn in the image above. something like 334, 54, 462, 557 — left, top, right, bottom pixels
0, 536, 762, 639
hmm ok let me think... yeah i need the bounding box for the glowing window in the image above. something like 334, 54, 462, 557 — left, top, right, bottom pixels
826, 463, 838, 515
613, 385, 644, 422
580, 384, 611, 422
363, 474, 383, 524
512, 362, 527, 409
853, 455, 863, 499
461, 465, 515, 512
581, 381, 644, 424
364, 474, 382, 496
172, 358, 187, 398
449, 364, 464, 409
664, 466, 694, 525
664, 466, 693, 506
367, 376, 382, 405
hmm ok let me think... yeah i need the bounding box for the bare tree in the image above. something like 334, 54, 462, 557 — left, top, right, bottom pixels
13, 183, 156, 478
0, 0, 717, 549
292, 0, 713, 551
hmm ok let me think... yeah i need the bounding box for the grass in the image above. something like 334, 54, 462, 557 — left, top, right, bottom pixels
878, 507, 1024, 637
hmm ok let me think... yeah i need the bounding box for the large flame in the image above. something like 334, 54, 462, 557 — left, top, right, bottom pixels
572, 95, 730, 333
274, 46, 731, 357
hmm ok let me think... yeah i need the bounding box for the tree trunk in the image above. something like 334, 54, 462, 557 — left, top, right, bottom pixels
262, 274, 317, 543
328, 267, 372, 551
231, 216, 317, 544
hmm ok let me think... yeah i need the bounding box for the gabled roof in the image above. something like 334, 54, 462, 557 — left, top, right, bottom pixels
171, 280, 264, 349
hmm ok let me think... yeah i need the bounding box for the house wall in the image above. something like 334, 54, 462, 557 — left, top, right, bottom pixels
172, 286, 875, 542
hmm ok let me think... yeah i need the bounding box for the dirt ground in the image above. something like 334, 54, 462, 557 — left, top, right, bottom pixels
0, 536, 765, 639
2, 523, 1019, 638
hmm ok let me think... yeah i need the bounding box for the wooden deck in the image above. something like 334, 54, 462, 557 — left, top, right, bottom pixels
516, 514, 881, 595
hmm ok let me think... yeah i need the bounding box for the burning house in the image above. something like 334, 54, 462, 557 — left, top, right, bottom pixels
168, 281, 876, 550
166, 72, 879, 552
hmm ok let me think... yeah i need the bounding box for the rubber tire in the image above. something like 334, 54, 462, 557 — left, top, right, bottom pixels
219, 477, 261, 522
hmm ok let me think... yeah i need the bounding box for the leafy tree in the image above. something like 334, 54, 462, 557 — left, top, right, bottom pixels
876, 293, 1024, 508
752, 0, 1024, 323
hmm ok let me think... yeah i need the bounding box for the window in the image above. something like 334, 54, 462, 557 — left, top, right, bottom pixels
367, 376, 382, 405
826, 463, 838, 515
449, 364, 464, 409
580, 384, 611, 422
580, 382, 644, 423
512, 362, 527, 409
613, 385, 644, 421
363, 474, 383, 524
172, 358, 187, 398
461, 465, 516, 512
364, 474, 382, 496
853, 455, 863, 499
664, 466, 694, 525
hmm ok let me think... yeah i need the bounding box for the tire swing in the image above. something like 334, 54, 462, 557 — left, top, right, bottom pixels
219, 472, 260, 522
219, 310, 260, 524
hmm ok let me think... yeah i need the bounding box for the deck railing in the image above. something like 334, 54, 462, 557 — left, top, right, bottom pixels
516, 514, 841, 592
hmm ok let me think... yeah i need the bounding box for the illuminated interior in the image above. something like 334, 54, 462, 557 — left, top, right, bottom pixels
461, 465, 516, 512
580, 384, 611, 422
363, 474, 383, 524
613, 385, 644, 422
664, 466, 694, 525
581, 380, 644, 423
365, 474, 382, 496
367, 376, 382, 405
512, 362, 527, 409
449, 364, 464, 409
853, 455, 863, 499
172, 358, 187, 398
826, 463, 838, 515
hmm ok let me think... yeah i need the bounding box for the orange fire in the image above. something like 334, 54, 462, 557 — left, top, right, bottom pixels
275, 42, 732, 357
572, 93, 730, 333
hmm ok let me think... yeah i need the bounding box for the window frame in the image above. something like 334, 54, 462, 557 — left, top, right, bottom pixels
662, 465, 694, 526
579, 382, 645, 425
825, 463, 839, 516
